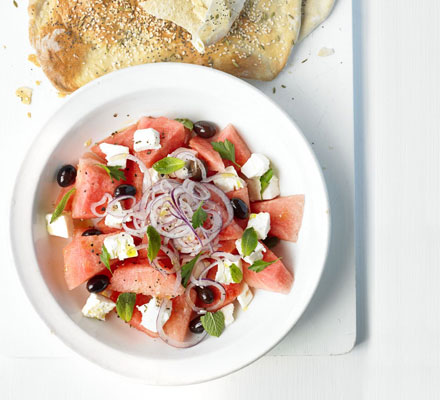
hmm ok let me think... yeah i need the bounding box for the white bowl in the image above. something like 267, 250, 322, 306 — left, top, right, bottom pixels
10, 63, 330, 385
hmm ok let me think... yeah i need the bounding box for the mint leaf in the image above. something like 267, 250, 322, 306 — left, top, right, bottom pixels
229, 263, 243, 283
248, 258, 280, 273
181, 252, 202, 287
211, 140, 240, 168
97, 164, 126, 181
241, 228, 258, 257
260, 168, 273, 197
99, 244, 113, 275
116, 292, 136, 322
146, 225, 161, 262
152, 157, 186, 174
200, 311, 225, 337
175, 118, 194, 131
192, 202, 207, 229
50, 188, 76, 223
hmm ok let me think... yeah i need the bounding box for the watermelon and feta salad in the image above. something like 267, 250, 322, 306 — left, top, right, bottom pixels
46, 116, 305, 347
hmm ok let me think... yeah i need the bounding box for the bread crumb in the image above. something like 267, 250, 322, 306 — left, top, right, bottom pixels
16, 87, 33, 104
36, 80, 42, 86
57, 92, 67, 98
318, 47, 335, 57
27, 112, 32, 118
28, 54, 41, 67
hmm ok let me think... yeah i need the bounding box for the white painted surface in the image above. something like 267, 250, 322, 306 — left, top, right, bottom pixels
1, 0, 440, 398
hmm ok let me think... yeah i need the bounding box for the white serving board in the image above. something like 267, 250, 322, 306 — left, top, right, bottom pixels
0, 0, 354, 358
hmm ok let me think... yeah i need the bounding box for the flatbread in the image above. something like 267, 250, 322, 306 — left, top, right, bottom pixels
29, 0, 302, 93
299, 0, 335, 42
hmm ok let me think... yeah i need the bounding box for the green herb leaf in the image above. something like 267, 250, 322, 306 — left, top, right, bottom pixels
260, 168, 273, 197
175, 118, 194, 131
116, 292, 136, 322
248, 258, 280, 273
241, 228, 258, 257
229, 263, 243, 283
200, 311, 225, 337
181, 252, 203, 288
262, 236, 280, 249
97, 164, 126, 181
211, 140, 240, 168
152, 157, 186, 174
192, 202, 208, 229
50, 188, 76, 223
146, 225, 161, 262
99, 244, 113, 275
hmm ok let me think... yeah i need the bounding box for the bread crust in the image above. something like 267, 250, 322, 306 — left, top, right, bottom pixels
29, 0, 302, 93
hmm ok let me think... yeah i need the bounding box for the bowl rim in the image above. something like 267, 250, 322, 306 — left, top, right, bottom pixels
9, 62, 330, 385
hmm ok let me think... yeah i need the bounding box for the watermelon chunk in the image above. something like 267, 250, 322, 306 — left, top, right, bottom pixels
226, 187, 250, 209
91, 117, 188, 168
71, 154, 119, 219
55, 184, 75, 211
218, 219, 243, 240
226, 187, 250, 229
163, 290, 196, 342
214, 124, 251, 166
189, 136, 225, 172
251, 195, 305, 242
91, 124, 138, 159
109, 261, 184, 297
63, 233, 116, 290
128, 294, 159, 338
217, 240, 237, 253
242, 244, 293, 294
135, 117, 189, 167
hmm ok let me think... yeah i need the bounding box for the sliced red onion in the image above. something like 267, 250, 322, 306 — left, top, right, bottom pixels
90, 193, 112, 217
202, 183, 233, 227
126, 154, 151, 190
156, 298, 207, 348
106, 195, 136, 217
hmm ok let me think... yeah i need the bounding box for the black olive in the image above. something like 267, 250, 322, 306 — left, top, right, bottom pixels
196, 286, 215, 304
86, 274, 110, 293
263, 236, 280, 249
57, 164, 77, 187
193, 121, 217, 138
230, 198, 249, 219
189, 316, 205, 334
114, 184, 136, 198
82, 228, 103, 236
189, 160, 203, 181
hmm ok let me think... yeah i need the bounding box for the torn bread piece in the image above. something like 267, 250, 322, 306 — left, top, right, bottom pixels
299, 0, 336, 41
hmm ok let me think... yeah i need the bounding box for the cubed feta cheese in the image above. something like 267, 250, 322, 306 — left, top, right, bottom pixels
241, 153, 270, 179
82, 293, 116, 321
46, 213, 73, 238
237, 283, 253, 311
173, 162, 191, 180
136, 297, 172, 332
247, 174, 281, 201
104, 201, 131, 229
215, 259, 243, 285
133, 128, 161, 152
220, 303, 235, 326
213, 166, 246, 193
149, 168, 168, 183
103, 232, 138, 261
247, 177, 262, 201
247, 212, 271, 240
235, 239, 266, 264
99, 143, 129, 168
262, 175, 280, 200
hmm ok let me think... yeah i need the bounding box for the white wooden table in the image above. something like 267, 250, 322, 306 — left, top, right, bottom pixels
1, 0, 440, 398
